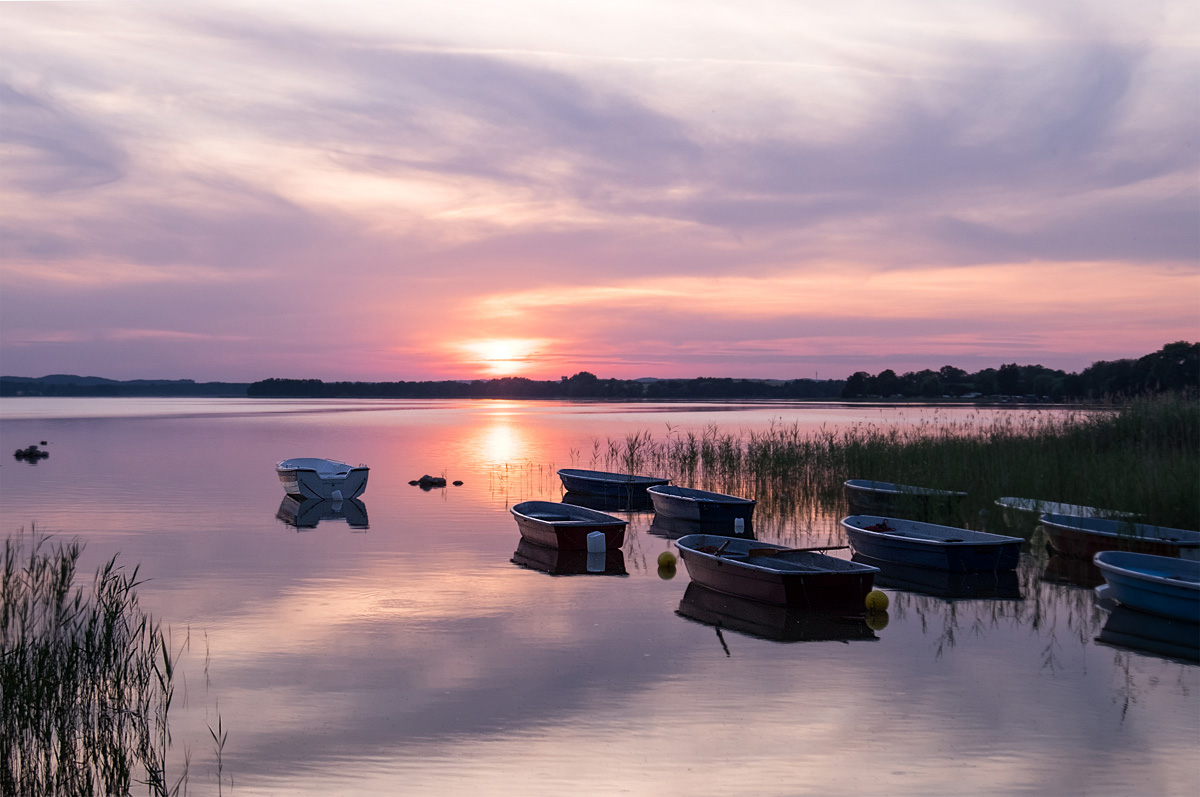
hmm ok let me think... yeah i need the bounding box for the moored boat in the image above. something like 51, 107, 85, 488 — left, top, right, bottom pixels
276, 457, 369, 501
843, 479, 965, 520
647, 485, 755, 536
509, 500, 627, 551
1093, 551, 1200, 623
841, 515, 1022, 571
557, 468, 669, 499
1040, 513, 1200, 561
995, 496, 1138, 521
674, 533, 878, 610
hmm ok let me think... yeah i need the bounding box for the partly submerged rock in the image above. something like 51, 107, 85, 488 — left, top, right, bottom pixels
14, 444, 49, 461
412, 474, 447, 489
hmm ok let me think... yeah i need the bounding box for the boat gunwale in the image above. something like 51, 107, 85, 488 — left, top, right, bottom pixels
675, 534, 878, 576
1093, 551, 1200, 590
276, 457, 368, 476
557, 468, 669, 486
995, 497, 1137, 519
843, 479, 966, 498
647, 485, 756, 506
842, 515, 1022, 547
510, 501, 628, 529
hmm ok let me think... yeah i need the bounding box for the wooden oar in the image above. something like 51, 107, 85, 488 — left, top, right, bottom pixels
748, 545, 850, 556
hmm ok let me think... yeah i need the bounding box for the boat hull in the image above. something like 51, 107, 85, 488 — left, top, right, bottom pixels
841, 516, 1021, 571
675, 534, 878, 610
1093, 551, 1200, 623
844, 479, 965, 521
510, 501, 627, 551
648, 486, 755, 536
1041, 513, 1200, 561
276, 458, 369, 501
557, 468, 669, 499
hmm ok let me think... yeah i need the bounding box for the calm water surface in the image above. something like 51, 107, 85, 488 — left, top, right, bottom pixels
2, 399, 1197, 796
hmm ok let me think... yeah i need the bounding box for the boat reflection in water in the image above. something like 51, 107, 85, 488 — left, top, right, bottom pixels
276, 495, 369, 530
510, 538, 628, 576
676, 583, 879, 645
648, 513, 755, 541
561, 490, 654, 513
1096, 602, 1199, 664
852, 553, 1022, 600
1041, 553, 1104, 589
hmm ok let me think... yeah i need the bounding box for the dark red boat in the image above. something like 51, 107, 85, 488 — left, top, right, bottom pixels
509, 500, 627, 551
1040, 513, 1199, 560
675, 534, 878, 610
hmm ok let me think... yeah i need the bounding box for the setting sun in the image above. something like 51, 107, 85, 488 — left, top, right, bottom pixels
459, 338, 546, 376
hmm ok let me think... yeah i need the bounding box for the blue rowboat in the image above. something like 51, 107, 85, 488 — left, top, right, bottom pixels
557, 468, 669, 499
1093, 551, 1200, 623
841, 515, 1022, 571
647, 485, 755, 534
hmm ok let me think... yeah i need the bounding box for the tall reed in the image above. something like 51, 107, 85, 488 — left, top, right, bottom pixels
1, 532, 187, 796
600, 394, 1199, 530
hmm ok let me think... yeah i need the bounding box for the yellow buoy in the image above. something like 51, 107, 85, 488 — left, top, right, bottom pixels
657, 551, 677, 568
865, 590, 889, 612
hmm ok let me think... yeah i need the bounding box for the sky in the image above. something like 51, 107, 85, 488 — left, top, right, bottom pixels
1, 0, 1197, 383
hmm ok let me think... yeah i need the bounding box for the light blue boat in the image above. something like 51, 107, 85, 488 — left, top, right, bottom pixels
1093, 551, 1200, 623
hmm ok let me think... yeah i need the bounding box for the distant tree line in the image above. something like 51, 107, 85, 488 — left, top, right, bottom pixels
841, 341, 1198, 400
0, 376, 250, 398
245, 372, 846, 400
4, 341, 1194, 401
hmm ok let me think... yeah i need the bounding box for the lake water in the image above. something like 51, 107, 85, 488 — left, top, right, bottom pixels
2, 398, 1197, 796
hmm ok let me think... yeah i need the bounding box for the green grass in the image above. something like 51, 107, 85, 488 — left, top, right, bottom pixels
1, 532, 187, 796
601, 393, 1200, 531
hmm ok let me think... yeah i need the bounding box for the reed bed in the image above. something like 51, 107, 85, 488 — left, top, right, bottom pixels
1, 532, 186, 796
600, 393, 1200, 531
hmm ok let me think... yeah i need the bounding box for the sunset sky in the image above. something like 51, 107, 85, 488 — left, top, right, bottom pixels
1, 0, 1197, 382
